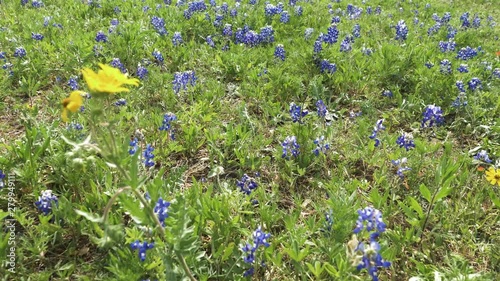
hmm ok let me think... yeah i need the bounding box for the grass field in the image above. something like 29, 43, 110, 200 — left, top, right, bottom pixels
0, 0, 499, 280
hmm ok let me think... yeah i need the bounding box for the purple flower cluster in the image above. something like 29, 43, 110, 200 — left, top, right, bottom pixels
456, 46, 478, 60
237, 174, 258, 195
316, 100, 328, 118
282, 136, 300, 159
172, 71, 197, 94
369, 119, 385, 147
439, 59, 452, 74
474, 150, 492, 163
130, 240, 154, 262
172, 32, 183, 46
31, 32, 44, 41
353, 207, 387, 235
154, 197, 170, 227
467, 77, 481, 91
114, 98, 126, 106
137, 65, 148, 80
395, 20, 408, 41
143, 144, 155, 168
322, 25, 339, 44
95, 31, 108, 43
274, 44, 285, 61
396, 133, 415, 151
289, 103, 308, 123
35, 190, 58, 215
14, 47, 27, 58
129, 138, 138, 155
340, 35, 354, 52
234, 25, 275, 47
421, 105, 444, 128
313, 136, 330, 156
438, 40, 455, 52
159, 112, 177, 140
110, 58, 127, 73
241, 226, 271, 277
346, 4, 363, 20
151, 16, 168, 35
457, 64, 469, 73
391, 158, 411, 179
319, 59, 336, 74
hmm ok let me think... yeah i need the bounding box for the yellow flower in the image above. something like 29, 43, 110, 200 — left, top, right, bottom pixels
82, 63, 140, 94
61, 91, 84, 122
485, 167, 500, 186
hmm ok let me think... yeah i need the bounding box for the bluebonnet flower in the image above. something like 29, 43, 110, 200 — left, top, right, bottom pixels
351, 238, 391, 281
331, 16, 341, 24
31, 32, 44, 41
222, 24, 232, 37
68, 76, 79, 90
468, 77, 481, 91
391, 158, 411, 179
143, 144, 155, 168
154, 198, 171, 227
461, 12, 470, 28
427, 23, 441, 36
152, 50, 164, 64
137, 65, 148, 80
280, 11, 290, 23
229, 8, 237, 17
375, 6, 381, 15
340, 36, 353, 52
457, 64, 469, 73
274, 44, 285, 61
237, 174, 258, 195
249, 0, 256, 4
282, 136, 300, 159
206, 35, 215, 48
447, 27, 457, 39
439, 59, 452, 74
114, 6, 121, 13
213, 14, 224, 27
396, 133, 415, 151
395, 20, 408, 41
362, 47, 373, 56
456, 46, 478, 60
67, 122, 83, 131
32, 0, 44, 8
313, 136, 330, 156
369, 119, 385, 147
316, 100, 327, 118
451, 93, 468, 108
321, 210, 334, 232
243, 30, 260, 47
95, 31, 108, 43
352, 24, 361, 38
241, 226, 271, 276
114, 98, 126, 106
481, 61, 492, 71
159, 112, 177, 140
35, 190, 58, 215
130, 241, 154, 262
129, 138, 138, 155
474, 150, 492, 163
259, 26, 275, 44
289, 103, 308, 123
172, 71, 197, 94
151, 16, 168, 35
188, 0, 207, 13
353, 207, 386, 234
0, 170, 5, 189
264, 3, 280, 17
438, 40, 455, 52
143, 6, 151, 13
323, 25, 339, 44
456, 81, 466, 92
2, 62, 13, 76
441, 12, 452, 24
110, 18, 119, 26
295, 6, 303, 16
346, 4, 363, 20
21, 0, 29, 6
319, 59, 337, 74
425, 62, 434, 69
304, 28, 314, 40
382, 90, 393, 98
110, 58, 127, 73
313, 39, 323, 53
493, 68, 500, 79
14, 47, 26, 58
421, 105, 444, 128
172, 32, 183, 46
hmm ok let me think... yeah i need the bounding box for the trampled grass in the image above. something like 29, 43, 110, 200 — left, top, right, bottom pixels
0, 0, 499, 280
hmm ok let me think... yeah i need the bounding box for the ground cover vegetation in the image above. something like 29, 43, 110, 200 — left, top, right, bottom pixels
0, 0, 499, 280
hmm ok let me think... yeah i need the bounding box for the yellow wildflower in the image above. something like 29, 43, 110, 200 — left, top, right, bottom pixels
82, 63, 140, 94
62, 91, 84, 122
485, 167, 500, 186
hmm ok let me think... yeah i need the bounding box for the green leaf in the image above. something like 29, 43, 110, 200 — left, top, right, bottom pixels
221, 242, 235, 262
75, 209, 103, 223
419, 184, 432, 202
488, 189, 500, 208
434, 185, 453, 202
408, 196, 424, 218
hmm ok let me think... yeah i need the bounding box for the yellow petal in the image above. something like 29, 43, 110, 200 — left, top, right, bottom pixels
61, 108, 69, 122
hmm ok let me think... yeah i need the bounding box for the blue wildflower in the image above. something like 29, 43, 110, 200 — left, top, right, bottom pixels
159, 112, 177, 140
35, 190, 58, 215
295, 6, 303, 16
353, 239, 391, 281
282, 136, 300, 159
425, 62, 434, 69
32, 0, 44, 8
353, 207, 386, 234
396, 133, 415, 151
154, 198, 171, 227
331, 16, 341, 24
152, 50, 164, 64
274, 44, 285, 61
0, 170, 5, 189
129, 138, 138, 155
362, 47, 373, 56
289, 103, 308, 123
438, 40, 455, 52
151, 16, 168, 35
456, 81, 466, 92
172, 32, 183, 46
457, 64, 469, 73
395, 20, 408, 41
241, 226, 271, 276
369, 119, 385, 147
313, 136, 330, 156
461, 12, 470, 28
95, 31, 108, 43
114, 98, 126, 106
319, 59, 337, 74
237, 174, 258, 195
68, 76, 79, 90
143, 144, 155, 168
451, 93, 468, 108
110, 58, 127, 73
474, 150, 492, 163
468, 77, 481, 91
259, 26, 275, 44
421, 105, 444, 128
304, 28, 314, 40
440, 59, 452, 74
14, 47, 27, 58
222, 24, 232, 37
280, 11, 290, 23
456, 46, 478, 60
31, 32, 44, 41
206, 35, 216, 48
493, 68, 500, 79
382, 90, 393, 98
137, 65, 148, 80
316, 100, 327, 118
391, 158, 411, 179
172, 71, 197, 94
340, 35, 353, 52
313, 39, 323, 53
130, 241, 154, 262
323, 25, 339, 44
352, 24, 361, 38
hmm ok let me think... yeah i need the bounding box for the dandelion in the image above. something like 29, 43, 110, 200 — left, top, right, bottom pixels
130, 240, 154, 262
485, 167, 500, 186
35, 190, 58, 215
237, 174, 258, 195
421, 105, 444, 128
81, 63, 140, 94
282, 136, 300, 159
61, 91, 84, 122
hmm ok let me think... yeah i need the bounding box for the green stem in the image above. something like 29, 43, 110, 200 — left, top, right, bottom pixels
102, 186, 132, 223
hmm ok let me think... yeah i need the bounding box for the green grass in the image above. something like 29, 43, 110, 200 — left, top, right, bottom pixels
0, 0, 499, 280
